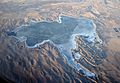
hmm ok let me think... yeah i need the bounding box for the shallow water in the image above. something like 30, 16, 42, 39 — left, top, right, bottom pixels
11, 16, 99, 47
8, 16, 102, 77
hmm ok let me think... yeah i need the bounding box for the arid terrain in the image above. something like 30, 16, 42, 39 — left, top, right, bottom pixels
0, 0, 120, 83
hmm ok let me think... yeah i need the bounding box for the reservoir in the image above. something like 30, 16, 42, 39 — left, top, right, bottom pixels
8, 16, 101, 77
9, 16, 100, 47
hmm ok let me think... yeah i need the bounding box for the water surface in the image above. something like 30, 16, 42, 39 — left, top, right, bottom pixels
8, 16, 102, 77
11, 16, 99, 47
